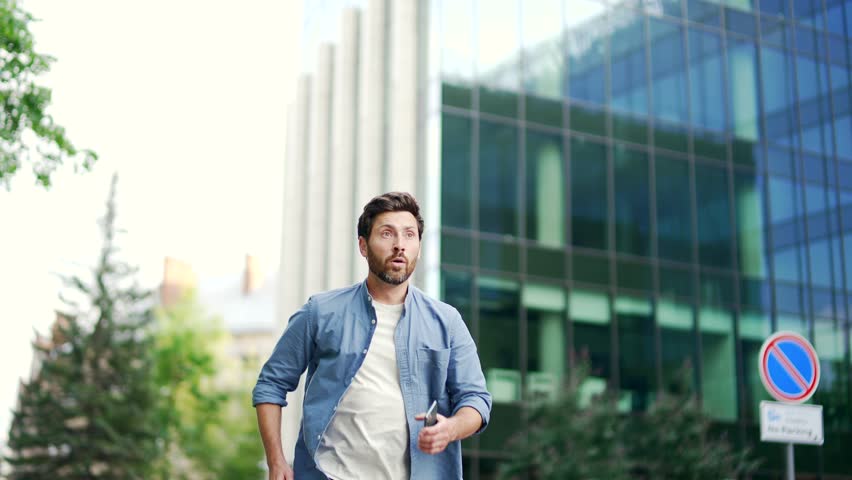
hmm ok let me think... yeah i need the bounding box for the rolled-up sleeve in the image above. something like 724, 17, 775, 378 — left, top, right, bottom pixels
446, 309, 492, 434
252, 298, 315, 407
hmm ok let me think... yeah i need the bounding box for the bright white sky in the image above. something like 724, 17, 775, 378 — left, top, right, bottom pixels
0, 0, 302, 447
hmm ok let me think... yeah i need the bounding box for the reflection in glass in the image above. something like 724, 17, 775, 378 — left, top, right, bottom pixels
740, 310, 772, 422
761, 47, 797, 147
565, 0, 607, 105
478, 276, 520, 404
524, 283, 566, 401
571, 289, 612, 385
695, 163, 733, 268
658, 299, 698, 393
698, 306, 737, 420
441, 269, 473, 329
526, 130, 565, 246
609, 10, 648, 116
727, 39, 761, 145
735, 172, 768, 278
614, 145, 650, 257
649, 18, 687, 123
688, 29, 725, 132
479, 120, 518, 235
441, 113, 472, 229
616, 295, 655, 411
656, 154, 693, 263
571, 138, 608, 250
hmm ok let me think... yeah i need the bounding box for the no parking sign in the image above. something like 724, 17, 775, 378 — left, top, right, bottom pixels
758, 331, 820, 404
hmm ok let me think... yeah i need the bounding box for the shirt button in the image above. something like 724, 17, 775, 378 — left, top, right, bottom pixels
362, 349, 368, 354
333, 406, 337, 411
317, 435, 321, 440
371, 319, 376, 325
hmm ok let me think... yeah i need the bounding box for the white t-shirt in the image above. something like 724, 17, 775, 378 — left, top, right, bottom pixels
315, 300, 410, 480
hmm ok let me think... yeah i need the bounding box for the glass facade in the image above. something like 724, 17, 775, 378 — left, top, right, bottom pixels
435, 0, 852, 477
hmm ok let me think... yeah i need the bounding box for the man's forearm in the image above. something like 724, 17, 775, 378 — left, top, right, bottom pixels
256, 403, 287, 467
447, 406, 484, 443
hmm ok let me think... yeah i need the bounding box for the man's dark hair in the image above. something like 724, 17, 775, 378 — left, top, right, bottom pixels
357, 192, 424, 239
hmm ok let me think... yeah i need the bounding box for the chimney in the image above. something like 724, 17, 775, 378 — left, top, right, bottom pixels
160, 257, 197, 306
242, 254, 264, 296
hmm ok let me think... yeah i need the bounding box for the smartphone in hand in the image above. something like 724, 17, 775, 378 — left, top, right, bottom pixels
424, 400, 438, 427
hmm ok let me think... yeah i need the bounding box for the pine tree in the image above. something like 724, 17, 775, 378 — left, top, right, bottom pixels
6, 174, 159, 479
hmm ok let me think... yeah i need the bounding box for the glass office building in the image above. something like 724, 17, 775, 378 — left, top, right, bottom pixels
286, 0, 852, 477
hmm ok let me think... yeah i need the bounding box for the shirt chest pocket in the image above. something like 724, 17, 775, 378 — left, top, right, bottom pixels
416, 347, 450, 398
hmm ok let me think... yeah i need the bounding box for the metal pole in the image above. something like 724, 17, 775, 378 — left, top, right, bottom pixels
786, 443, 795, 480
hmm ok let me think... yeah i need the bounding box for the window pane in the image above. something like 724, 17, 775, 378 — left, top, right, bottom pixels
658, 299, 698, 393
526, 130, 565, 246
571, 289, 612, 384
650, 19, 688, 123
571, 137, 609, 250
479, 238, 520, 273
734, 172, 769, 278
528, 244, 566, 279
441, 269, 473, 329
761, 47, 798, 147
740, 310, 772, 422
565, 0, 607, 105
614, 145, 651, 256
609, 10, 648, 116
442, 113, 472, 229
698, 306, 737, 421
727, 39, 761, 146
688, 29, 725, 132
573, 252, 611, 286
656, 154, 693, 263
616, 295, 656, 411
441, 231, 473, 266
695, 163, 733, 268
479, 120, 519, 235
479, 276, 521, 405
524, 283, 567, 401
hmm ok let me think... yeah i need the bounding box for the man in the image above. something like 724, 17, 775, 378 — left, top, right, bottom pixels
253, 192, 492, 480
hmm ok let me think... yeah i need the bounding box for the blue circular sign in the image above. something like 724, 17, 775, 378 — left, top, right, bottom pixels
758, 331, 820, 404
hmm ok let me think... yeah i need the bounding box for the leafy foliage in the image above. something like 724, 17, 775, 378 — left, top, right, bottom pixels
152, 292, 265, 480
5, 174, 158, 479
499, 362, 760, 480
1, 0, 96, 188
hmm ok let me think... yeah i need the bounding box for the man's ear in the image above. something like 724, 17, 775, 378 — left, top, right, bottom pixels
358, 236, 368, 258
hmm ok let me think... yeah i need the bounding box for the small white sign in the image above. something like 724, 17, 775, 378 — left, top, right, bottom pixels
760, 401, 824, 445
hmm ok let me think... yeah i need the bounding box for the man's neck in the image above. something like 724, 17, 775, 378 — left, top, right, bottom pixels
365, 274, 409, 305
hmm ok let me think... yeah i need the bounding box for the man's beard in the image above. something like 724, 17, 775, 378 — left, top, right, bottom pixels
366, 245, 418, 286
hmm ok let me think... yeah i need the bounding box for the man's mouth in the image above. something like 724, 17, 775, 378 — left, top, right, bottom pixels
390, 257, 407, 266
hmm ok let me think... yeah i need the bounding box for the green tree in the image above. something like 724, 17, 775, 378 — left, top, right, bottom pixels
5, 174, 159, 478
499, 362, 759, 480
152, 292, 264, 480
499, 363, 631, 480
1, 0, 96, 188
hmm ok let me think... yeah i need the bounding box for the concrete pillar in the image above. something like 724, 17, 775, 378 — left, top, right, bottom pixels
277, 74, 312, 465
327, 9, 362, 290
352, 0, 389, 283
279, 75, 312, 318
303, 44, 335, 294
386, 0, 421, 195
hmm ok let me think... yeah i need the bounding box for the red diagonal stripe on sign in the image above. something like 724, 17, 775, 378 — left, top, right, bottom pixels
770, 343, 809, 391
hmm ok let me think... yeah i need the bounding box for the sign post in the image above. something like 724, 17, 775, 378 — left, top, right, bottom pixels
758, 331, 821, 480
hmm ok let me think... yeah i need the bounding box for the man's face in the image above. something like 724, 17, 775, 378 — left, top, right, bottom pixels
360, 211, 421, 286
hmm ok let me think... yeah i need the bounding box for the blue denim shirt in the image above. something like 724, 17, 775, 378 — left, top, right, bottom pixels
253, 281, 492, 480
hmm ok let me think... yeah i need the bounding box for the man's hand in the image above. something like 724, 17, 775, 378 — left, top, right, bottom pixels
268, 461, 294, 480
414, 413, 457, 454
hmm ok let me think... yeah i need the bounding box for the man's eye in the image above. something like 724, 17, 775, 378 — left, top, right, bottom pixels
382, 231, 392, 238
407, 232, 415, 238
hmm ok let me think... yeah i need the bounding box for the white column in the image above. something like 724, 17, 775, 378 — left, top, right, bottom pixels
327, 9, 362, 290
280, 75, 312, 318
386, 0, 421, 195
277, 74, 312, 465
352, 0, 389, 283
303, 44, 335, 294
